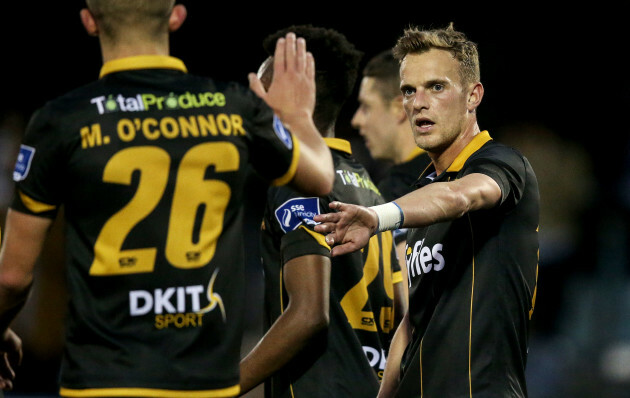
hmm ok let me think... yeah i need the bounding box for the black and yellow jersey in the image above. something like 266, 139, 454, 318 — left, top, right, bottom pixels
11, 55, 300, 398
398, 131, 539, 398
260, 138, 402, 398
376, 147, 432, 245
377, 147, 431, 203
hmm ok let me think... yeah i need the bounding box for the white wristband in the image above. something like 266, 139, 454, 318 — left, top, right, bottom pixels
370, 202, 405, 233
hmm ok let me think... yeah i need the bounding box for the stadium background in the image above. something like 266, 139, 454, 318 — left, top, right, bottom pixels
0, 2, 627, 397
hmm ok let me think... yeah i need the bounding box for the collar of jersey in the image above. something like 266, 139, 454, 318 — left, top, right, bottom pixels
445, 130, 492, 172
99, 55, 188, 78
324, 137, 352, 154
403, 146, 426, 163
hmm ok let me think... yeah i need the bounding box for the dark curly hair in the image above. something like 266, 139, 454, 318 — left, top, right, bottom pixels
262, 24, 363, 134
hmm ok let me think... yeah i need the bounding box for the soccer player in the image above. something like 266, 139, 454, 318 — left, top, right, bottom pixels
238, 25, 405, 398
0, 1, 336, 396
314, 24, 540, 397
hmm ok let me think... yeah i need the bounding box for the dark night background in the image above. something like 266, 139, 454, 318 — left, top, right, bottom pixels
0, 2, 628, 397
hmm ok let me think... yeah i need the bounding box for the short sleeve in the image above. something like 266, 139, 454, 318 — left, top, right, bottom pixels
264, 185, 331, 265
461, 146, 528, 211
243, 93, 299, 187
11, 106, 64, 218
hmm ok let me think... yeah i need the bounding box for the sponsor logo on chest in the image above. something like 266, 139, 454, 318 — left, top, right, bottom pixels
405, 239, 445, 286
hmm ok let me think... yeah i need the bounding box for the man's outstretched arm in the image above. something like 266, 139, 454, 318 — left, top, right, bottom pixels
314, 173, 501, 256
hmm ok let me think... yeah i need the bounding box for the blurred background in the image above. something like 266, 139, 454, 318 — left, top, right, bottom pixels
0, 2, 627, 397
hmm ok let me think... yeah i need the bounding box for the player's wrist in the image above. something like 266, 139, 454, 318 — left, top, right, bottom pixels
370, 202, 405, 233
278, 110, 315, 135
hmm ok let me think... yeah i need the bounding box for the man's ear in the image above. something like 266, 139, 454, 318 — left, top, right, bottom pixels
80, 8, 99, 37
467, 82, 484, 112
168, 4, 187, 32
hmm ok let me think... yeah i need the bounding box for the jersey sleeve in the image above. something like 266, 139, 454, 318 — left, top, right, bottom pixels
264, 186, 331, 265
461, 145, 529, 212
243, 92, 300, 187
10, 106, 65, 218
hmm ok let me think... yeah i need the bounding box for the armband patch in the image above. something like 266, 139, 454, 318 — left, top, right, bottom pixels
273, 114, 293, 150
274, 197, 320, 233
13, 145, 36, 182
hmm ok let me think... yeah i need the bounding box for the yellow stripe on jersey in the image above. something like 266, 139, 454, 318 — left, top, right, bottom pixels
271, 138, 301, 187
446, 131, 492, 172
403, 146, 426, 163
18, 190, 57, 213
392, 270, 403, 284
468, 213, 476, 398
100, 55, 188, 78
59, 385, 240, 398
298, 225, 331, 250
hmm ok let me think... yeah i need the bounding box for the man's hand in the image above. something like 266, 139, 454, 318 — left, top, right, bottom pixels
248, 32, 316, 129
0, 328, 22, 390
313, 201, 378, 256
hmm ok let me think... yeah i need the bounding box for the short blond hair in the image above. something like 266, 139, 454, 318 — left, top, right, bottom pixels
86, 0, 174, 42
393, 23, 480, 86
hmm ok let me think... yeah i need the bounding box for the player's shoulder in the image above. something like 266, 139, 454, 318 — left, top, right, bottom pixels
470, 139, 528, 167
26, 80, 104, 133
329, 150, 386, 206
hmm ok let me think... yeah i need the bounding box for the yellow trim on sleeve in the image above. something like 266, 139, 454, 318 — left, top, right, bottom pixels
392, 270, 403, 284
271, 138, 301, 187
100, 55, 188, 78
298, 225, 331, 251
18, 190, 57, 213
446, 131, 492, 172
323, 137, 352, 154
59, 385, 240, 398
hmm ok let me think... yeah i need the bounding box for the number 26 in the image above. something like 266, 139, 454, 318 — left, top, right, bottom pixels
89, 142, 239, 276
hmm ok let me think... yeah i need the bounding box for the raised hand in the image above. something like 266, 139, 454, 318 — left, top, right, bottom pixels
313, 201, 378, 256
248, 32, 316, 129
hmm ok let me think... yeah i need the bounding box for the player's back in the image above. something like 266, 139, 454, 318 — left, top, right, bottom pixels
13, 56, 298, 397
261, 138, 400, 398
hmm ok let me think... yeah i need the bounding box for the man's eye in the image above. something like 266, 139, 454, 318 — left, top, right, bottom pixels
402, 88, 415, 96
433, 84, 444, 91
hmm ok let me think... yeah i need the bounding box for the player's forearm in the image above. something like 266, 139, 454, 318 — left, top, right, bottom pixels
289, 118, 335, 196
0, 286, 30, 334
239, 305, 328, 395
392, 275, 408, 332
0, 210, 50, 332
0, 265, 33, 333
377, 313, 411, 398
